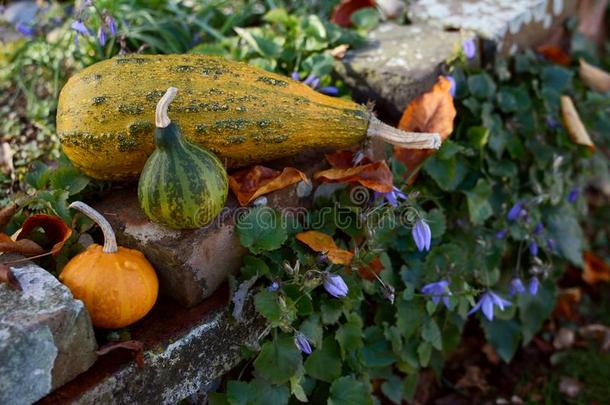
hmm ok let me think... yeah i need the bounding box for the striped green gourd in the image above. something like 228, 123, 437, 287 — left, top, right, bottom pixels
138, 87, 228, 229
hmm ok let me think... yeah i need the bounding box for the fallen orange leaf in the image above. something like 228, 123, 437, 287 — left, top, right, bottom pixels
229, 165, 308, 206
394, 76, 456, 176
537, 45, 572, 66
314, 161, 393, 193
582, 251, 610, 285
357, 256, 383, 281
560, 96, 595, 151
18, 214, 72, 256
331, 0, 375, 27
554, 287, 582, 321
296, 230, 354, 265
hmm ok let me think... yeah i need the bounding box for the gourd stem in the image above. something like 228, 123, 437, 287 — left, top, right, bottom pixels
69, 201, 118, 254
366, 115, 441, 150
155, 87, 178, 128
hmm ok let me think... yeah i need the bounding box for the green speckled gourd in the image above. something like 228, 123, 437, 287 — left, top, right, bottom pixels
56, 54, 440, 181
138, 87, 228, 229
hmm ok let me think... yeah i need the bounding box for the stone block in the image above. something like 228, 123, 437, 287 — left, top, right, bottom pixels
92, 152, 330, 308
335, 23, 471, 123
40, 287, 267, 405
0, 257, 97, 405
408, 0, 578, 55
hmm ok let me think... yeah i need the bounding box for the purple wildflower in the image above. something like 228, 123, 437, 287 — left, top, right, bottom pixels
319, 86, 339, 96
267, 281, 280, 292
16, 22, 35, 37
71, 20, 90, 36
468, 290, 512, 321
98, 27, 106, 46
533, 223, 544, 235
567, 188, 579, 204
528, 277, 539, 295
547, 239, 556, 251
507, 202, 523, 221
421, 280, 451, 308
529, 241, 539, 257
508, 277, 526, 296
463, 39, 476, 59
295, 333, 312, 354
374, 186, 408, 207
546, 115, 559, 129
323, 273, 348, 298
446, 75, 456, 97
105, 15, 117, 36
294, 73, 339, 96
412, 218, 431, 252
495, 229, 508, 239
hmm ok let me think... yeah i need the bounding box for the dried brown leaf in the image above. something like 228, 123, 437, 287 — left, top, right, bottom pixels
0, 204, 18, 233
579, 58, 610, 93
560, 96, 595, 151
229, 165, 308, 206
0, 233, 45, 256
394, 76, 456, 176
0, 263, 22, 291
18, 214, 72, 256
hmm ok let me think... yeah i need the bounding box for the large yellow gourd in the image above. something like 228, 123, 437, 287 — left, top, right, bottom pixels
57, 54, 439, 181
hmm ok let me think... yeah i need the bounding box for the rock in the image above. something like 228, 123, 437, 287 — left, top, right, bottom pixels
40, 287, 267, 405
408, 0, 578, 55
0, 257, 97, 405
335, 23, 471, 123
93, 190, 247, 308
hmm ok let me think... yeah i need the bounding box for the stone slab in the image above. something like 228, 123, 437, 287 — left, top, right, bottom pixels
334, 23, 471, 123
39, 285, 266, 405
92, 151, 329, 308
0, 256, 97, 405
408, 0, 578, 55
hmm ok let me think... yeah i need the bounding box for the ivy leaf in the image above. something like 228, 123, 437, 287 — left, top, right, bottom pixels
417, 341, 432, 367
321, 298, 344, 325
464, 179, 493, 225
304, 337, 342, 382
421, 318, 443, 351
423, 154, 468, 191
381, 375, 403, 405
226, 381, 251, 405
545, 205, 584, 266
300, 314, 323, 348
481, 318, 521, 362
49, 166, 90, 196
335, 313, 364, 356
467, 73, 496, 99
362, 327, 396, 367
237, 207, 287, 254
254, 334, 301, 385
518, 282, 556, 344
254, 290, 282, 323
328, 376, 372, 405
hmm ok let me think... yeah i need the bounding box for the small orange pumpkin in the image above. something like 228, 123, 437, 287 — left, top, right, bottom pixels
60, 201, 159, 329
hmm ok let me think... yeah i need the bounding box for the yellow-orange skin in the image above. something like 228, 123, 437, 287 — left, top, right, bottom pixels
60, 244, 159, 329
56, 54, 370, 181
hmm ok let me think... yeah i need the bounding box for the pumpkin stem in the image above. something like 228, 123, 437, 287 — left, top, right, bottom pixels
69, 201, 118, 254
366, 115, 441, 150
155, 87, 178, 128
